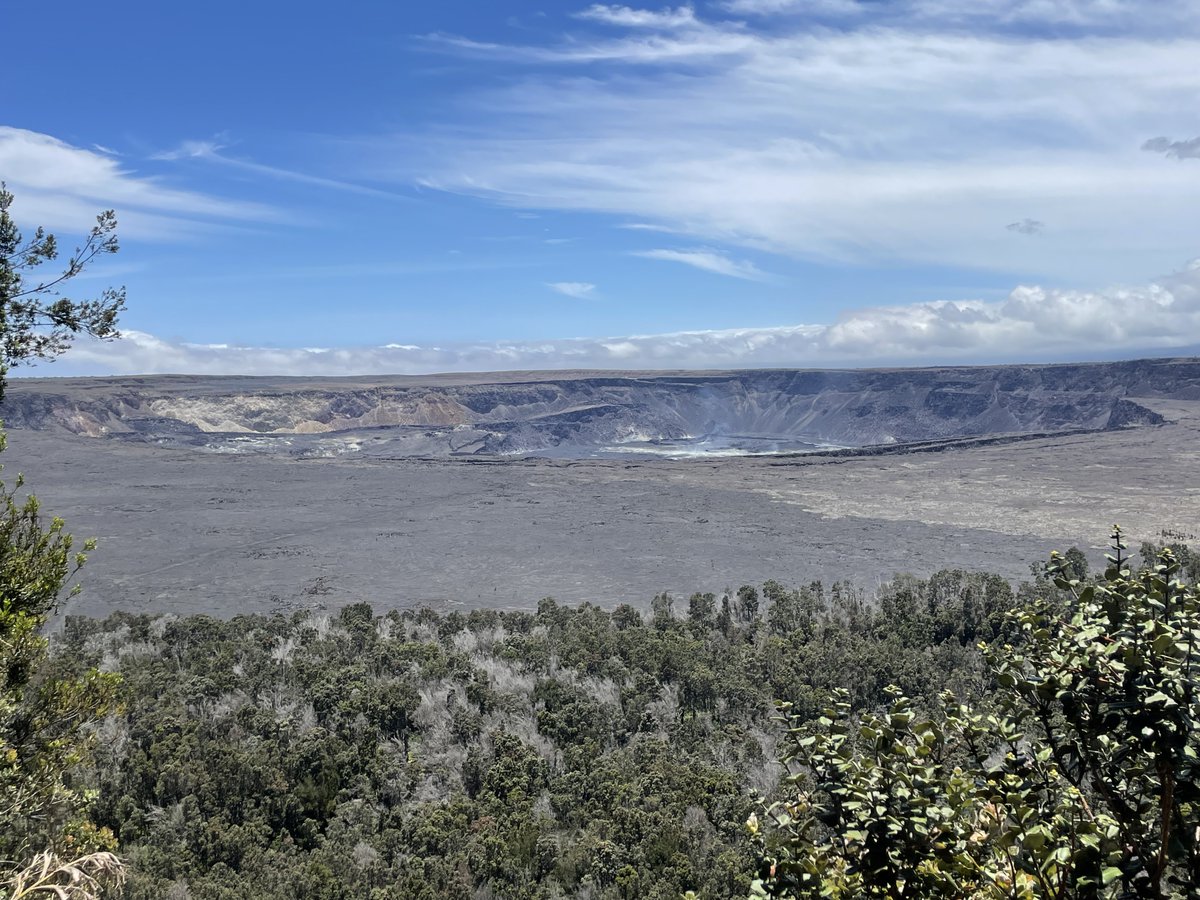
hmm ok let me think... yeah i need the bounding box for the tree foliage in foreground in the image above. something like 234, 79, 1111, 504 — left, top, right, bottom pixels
0, 182, 124, 385
753, 528, 1200, 899
0, 188, 126, 898
0, 439, 123, 899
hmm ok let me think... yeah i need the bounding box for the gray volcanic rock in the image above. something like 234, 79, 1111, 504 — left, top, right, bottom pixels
3, 357, 1192, 458
0, 359, 1198, 619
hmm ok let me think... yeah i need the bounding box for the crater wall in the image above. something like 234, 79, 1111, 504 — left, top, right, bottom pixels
4, 357, 1195, 457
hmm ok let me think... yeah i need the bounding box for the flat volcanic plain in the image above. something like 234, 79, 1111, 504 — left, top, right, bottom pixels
2, 358, 1198, 618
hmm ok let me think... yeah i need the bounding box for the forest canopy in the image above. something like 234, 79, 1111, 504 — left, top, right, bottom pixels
4, 532, 1183, 900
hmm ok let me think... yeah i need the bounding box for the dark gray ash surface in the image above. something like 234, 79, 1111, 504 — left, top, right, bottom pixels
3, 358, 1198, 618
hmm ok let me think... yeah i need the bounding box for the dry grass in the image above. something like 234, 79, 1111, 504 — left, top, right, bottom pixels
2, 851, 125, 899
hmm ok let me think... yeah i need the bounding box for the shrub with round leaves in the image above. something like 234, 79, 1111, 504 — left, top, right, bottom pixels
752, 527, 1200, 899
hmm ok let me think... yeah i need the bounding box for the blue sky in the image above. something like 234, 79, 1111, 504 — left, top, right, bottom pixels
4, 0, 1200, 375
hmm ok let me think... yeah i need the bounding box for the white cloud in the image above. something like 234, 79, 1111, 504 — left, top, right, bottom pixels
152, 138, 228, 161
619, 222, 676, 232
577, 4, 698, 27
422, 26, 756, 64
721, 0, 860, 15
635, 248, 768, 280
723, 0, 1200, 29
407, 7, 1200, 284
50, 263, 1200, 376
910, 0, 1200, 29
0, 127, 273, 238
155, 136, 406, 200
547, 281, 598, 297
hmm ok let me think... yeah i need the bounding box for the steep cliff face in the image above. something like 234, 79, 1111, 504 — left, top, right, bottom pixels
3, 357, 1193, 457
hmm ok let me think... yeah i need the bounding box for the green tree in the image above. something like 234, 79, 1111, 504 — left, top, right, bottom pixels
0, 183, 125, 390
0, 453, 124, 897
752, 528, 1200, 899
0, 187, 126, 898
1062, 546, 1089, 582
688, 592, 716, 631
736, 585, 759, 624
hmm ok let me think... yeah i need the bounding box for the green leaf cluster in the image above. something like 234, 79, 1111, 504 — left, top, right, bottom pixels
753, 528, 1200, 898
0, 445, 121, 881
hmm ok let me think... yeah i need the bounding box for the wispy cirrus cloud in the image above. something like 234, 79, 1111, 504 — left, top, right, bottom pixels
576, 4, 698, 27
52, 262, 1200, 376
0, 126, 273, 238
406, 3, 1200, 285
151, 138, 227, 161
724, 0, 1200, 30
635, 248, 768, 280
721, 0, 861, 16
421, 23, 756, 64
155, 136, 407, 200
547, 281, 598, 298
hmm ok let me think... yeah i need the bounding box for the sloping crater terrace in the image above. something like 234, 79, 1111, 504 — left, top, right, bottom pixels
4, 357, 1197, 459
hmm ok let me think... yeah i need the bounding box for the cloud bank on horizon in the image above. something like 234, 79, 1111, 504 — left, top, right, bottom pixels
4, 0, 1200, 376
52, 260, 1200, 376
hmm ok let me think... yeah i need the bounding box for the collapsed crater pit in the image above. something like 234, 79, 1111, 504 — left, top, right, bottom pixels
3, 358, 1194, 460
